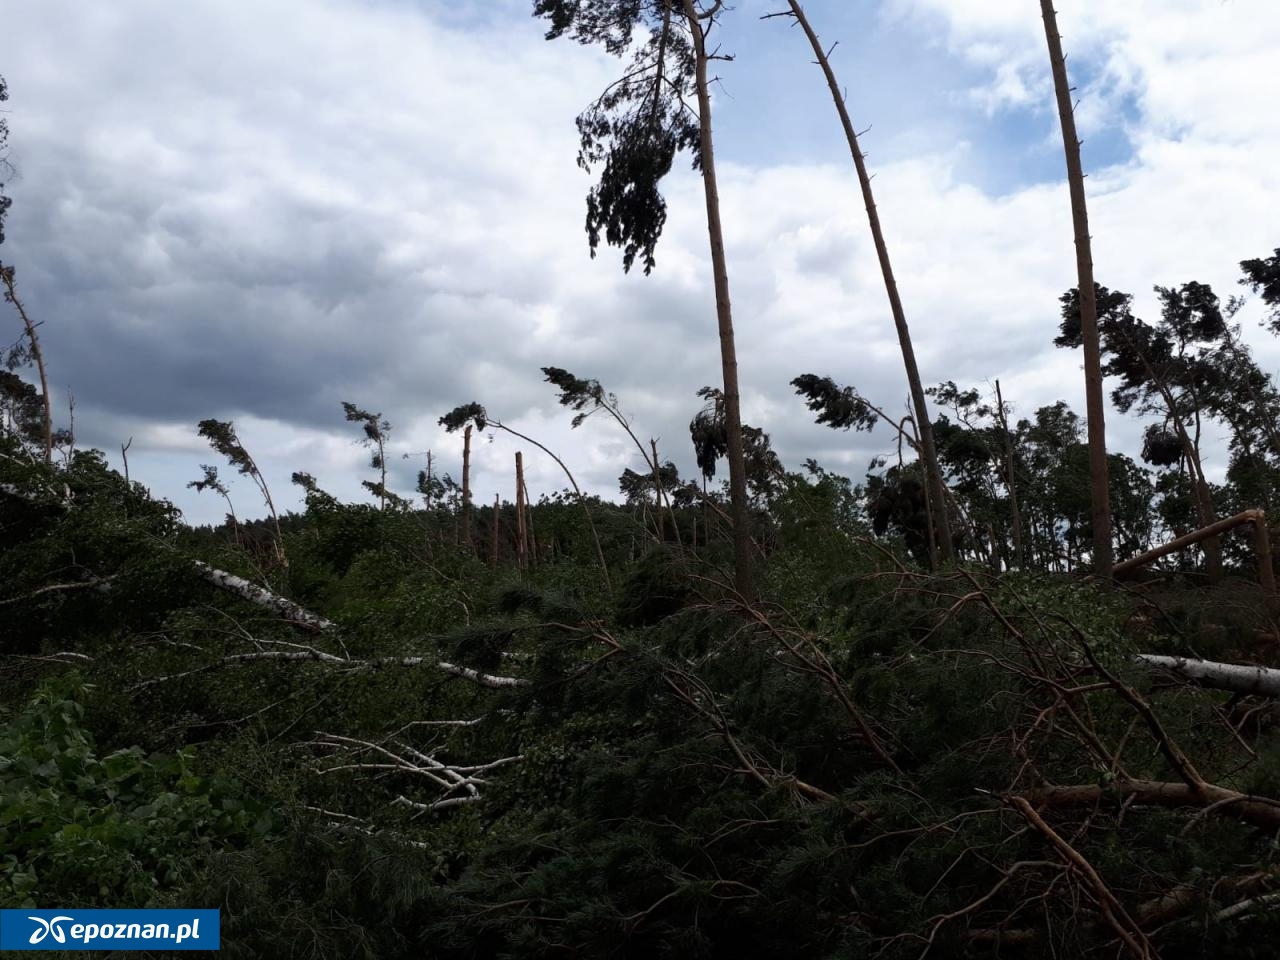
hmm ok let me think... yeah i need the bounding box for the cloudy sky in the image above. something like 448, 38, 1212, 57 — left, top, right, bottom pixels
2, 0, 1278, 527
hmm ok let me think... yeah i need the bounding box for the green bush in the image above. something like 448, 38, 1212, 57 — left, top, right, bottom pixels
0, 677, 278, 908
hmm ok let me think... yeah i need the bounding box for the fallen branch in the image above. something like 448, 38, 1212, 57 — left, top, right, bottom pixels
307, 731, 522, 813
1213, 890, 1280, 923
0, 481, 328, 631
1137, 654, 1280, 699
662, 666, 835, 804
299, 805, 431, 849
1006, 795, 1153, 959
193, 561, 335, 633
1015, 779, 1280, 830
0, 575, 115, 606
1115, 510, 1275, 607
134, 641, 527, 689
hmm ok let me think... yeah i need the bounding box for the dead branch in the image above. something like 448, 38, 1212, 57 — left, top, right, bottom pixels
661, 667, 836, 803
0, 575, 115, 606
1015, 779, 1280, 830
1006, 796, 1153, 959
134, 642, 527, 690
307, 730, 522, 814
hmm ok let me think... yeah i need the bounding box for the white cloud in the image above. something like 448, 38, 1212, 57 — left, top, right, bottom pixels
0, 0, 1276, 525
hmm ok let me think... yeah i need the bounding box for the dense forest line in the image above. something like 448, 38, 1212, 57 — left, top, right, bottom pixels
5, 3, 1280, 957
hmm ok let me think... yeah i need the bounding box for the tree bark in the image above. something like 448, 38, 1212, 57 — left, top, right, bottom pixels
522, 473, 539, 567
1, 267, 53, 464
1113, 508, 1260, 579
514, 452, 527, 571
461, 423, 473, 546
1136, 654, 1280, 699
489, 493, 500, 569
1040, 0, 1113, 576
995, 380, 1025, 568
1119, 330, 1222, 578
682, 0, 753, 597
781, 1, 952, 567
650, 438, 665, 541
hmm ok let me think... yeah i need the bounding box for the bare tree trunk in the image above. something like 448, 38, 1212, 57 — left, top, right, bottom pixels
682, 0, 753, 599
1253, 514, 1277, 612
995, 380, 1025, 568
489, 494, 500, 570
648, 437, 683, 547
1173, 418, 1223, 580
1113, 509, 1262, 580
650, 439, 665, 541
514, 452, 527, 571
461, 424, 473, 546
377, 433, 387, 511
488, 419, 611, 592
522, 473, 539, 568
1, 267, 53, 464
1040, 0, 1113, 576
424, 450, 436, 549
778, 1, 951, 567
1120, 330, 1222, 579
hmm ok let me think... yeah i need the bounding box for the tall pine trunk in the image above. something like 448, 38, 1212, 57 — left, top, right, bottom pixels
782, 1, 952, 567
1040, 0, 1113, 576
461, 423, 473, 547
682, 0, 753, 597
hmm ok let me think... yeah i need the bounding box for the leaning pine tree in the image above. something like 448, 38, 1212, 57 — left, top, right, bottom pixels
533, 0, 754, 597
771, 1, 952, 567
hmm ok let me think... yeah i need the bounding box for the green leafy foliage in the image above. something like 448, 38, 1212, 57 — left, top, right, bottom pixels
0, 678, 276, 908
536, 1, 701, 274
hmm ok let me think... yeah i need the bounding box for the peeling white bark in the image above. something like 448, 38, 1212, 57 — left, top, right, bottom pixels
309, 731, 522, 813
1137, 654, 1280, 698
135, 645, 527, 689
192, 561, 336, 632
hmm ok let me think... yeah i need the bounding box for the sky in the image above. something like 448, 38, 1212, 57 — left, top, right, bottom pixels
1, 0, 1278, 527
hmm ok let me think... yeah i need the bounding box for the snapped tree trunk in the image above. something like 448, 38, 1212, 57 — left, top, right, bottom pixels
995, 380, 1025, 568
489, 494, 500, 569
461, 424, 473, 546
682, 0, 753, 598
1177, 421, 1224, 580
522, 473, 539, 567
514, 452, 528, 571
649, 438, 665, 541
781, 0, 952, 567
1040, 0, 1113, 576
1114, 509, 1264, 596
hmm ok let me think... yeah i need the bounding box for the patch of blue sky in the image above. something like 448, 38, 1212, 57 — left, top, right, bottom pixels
411, 2, 1143, 200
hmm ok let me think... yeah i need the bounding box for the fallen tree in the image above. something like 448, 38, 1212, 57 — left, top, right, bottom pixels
1013, 778, 1280, 830
1114, 509, 1277, 610
1137, 653, 1280, 699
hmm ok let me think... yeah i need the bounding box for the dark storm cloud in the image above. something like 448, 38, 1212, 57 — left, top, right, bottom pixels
0, 0, 1275, 525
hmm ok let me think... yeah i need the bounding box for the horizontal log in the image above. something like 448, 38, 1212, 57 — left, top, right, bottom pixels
1137, 654, 1280, 698
1016, 779, 1280, 829
1114, 510, 1266, 578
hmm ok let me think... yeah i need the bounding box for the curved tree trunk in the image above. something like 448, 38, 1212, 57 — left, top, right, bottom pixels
1, 267, 54, 464
780, 1, 952, 567
1170, 416, 1224, 579
682, 0, 753, 598
1040, 0, 1113, 576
